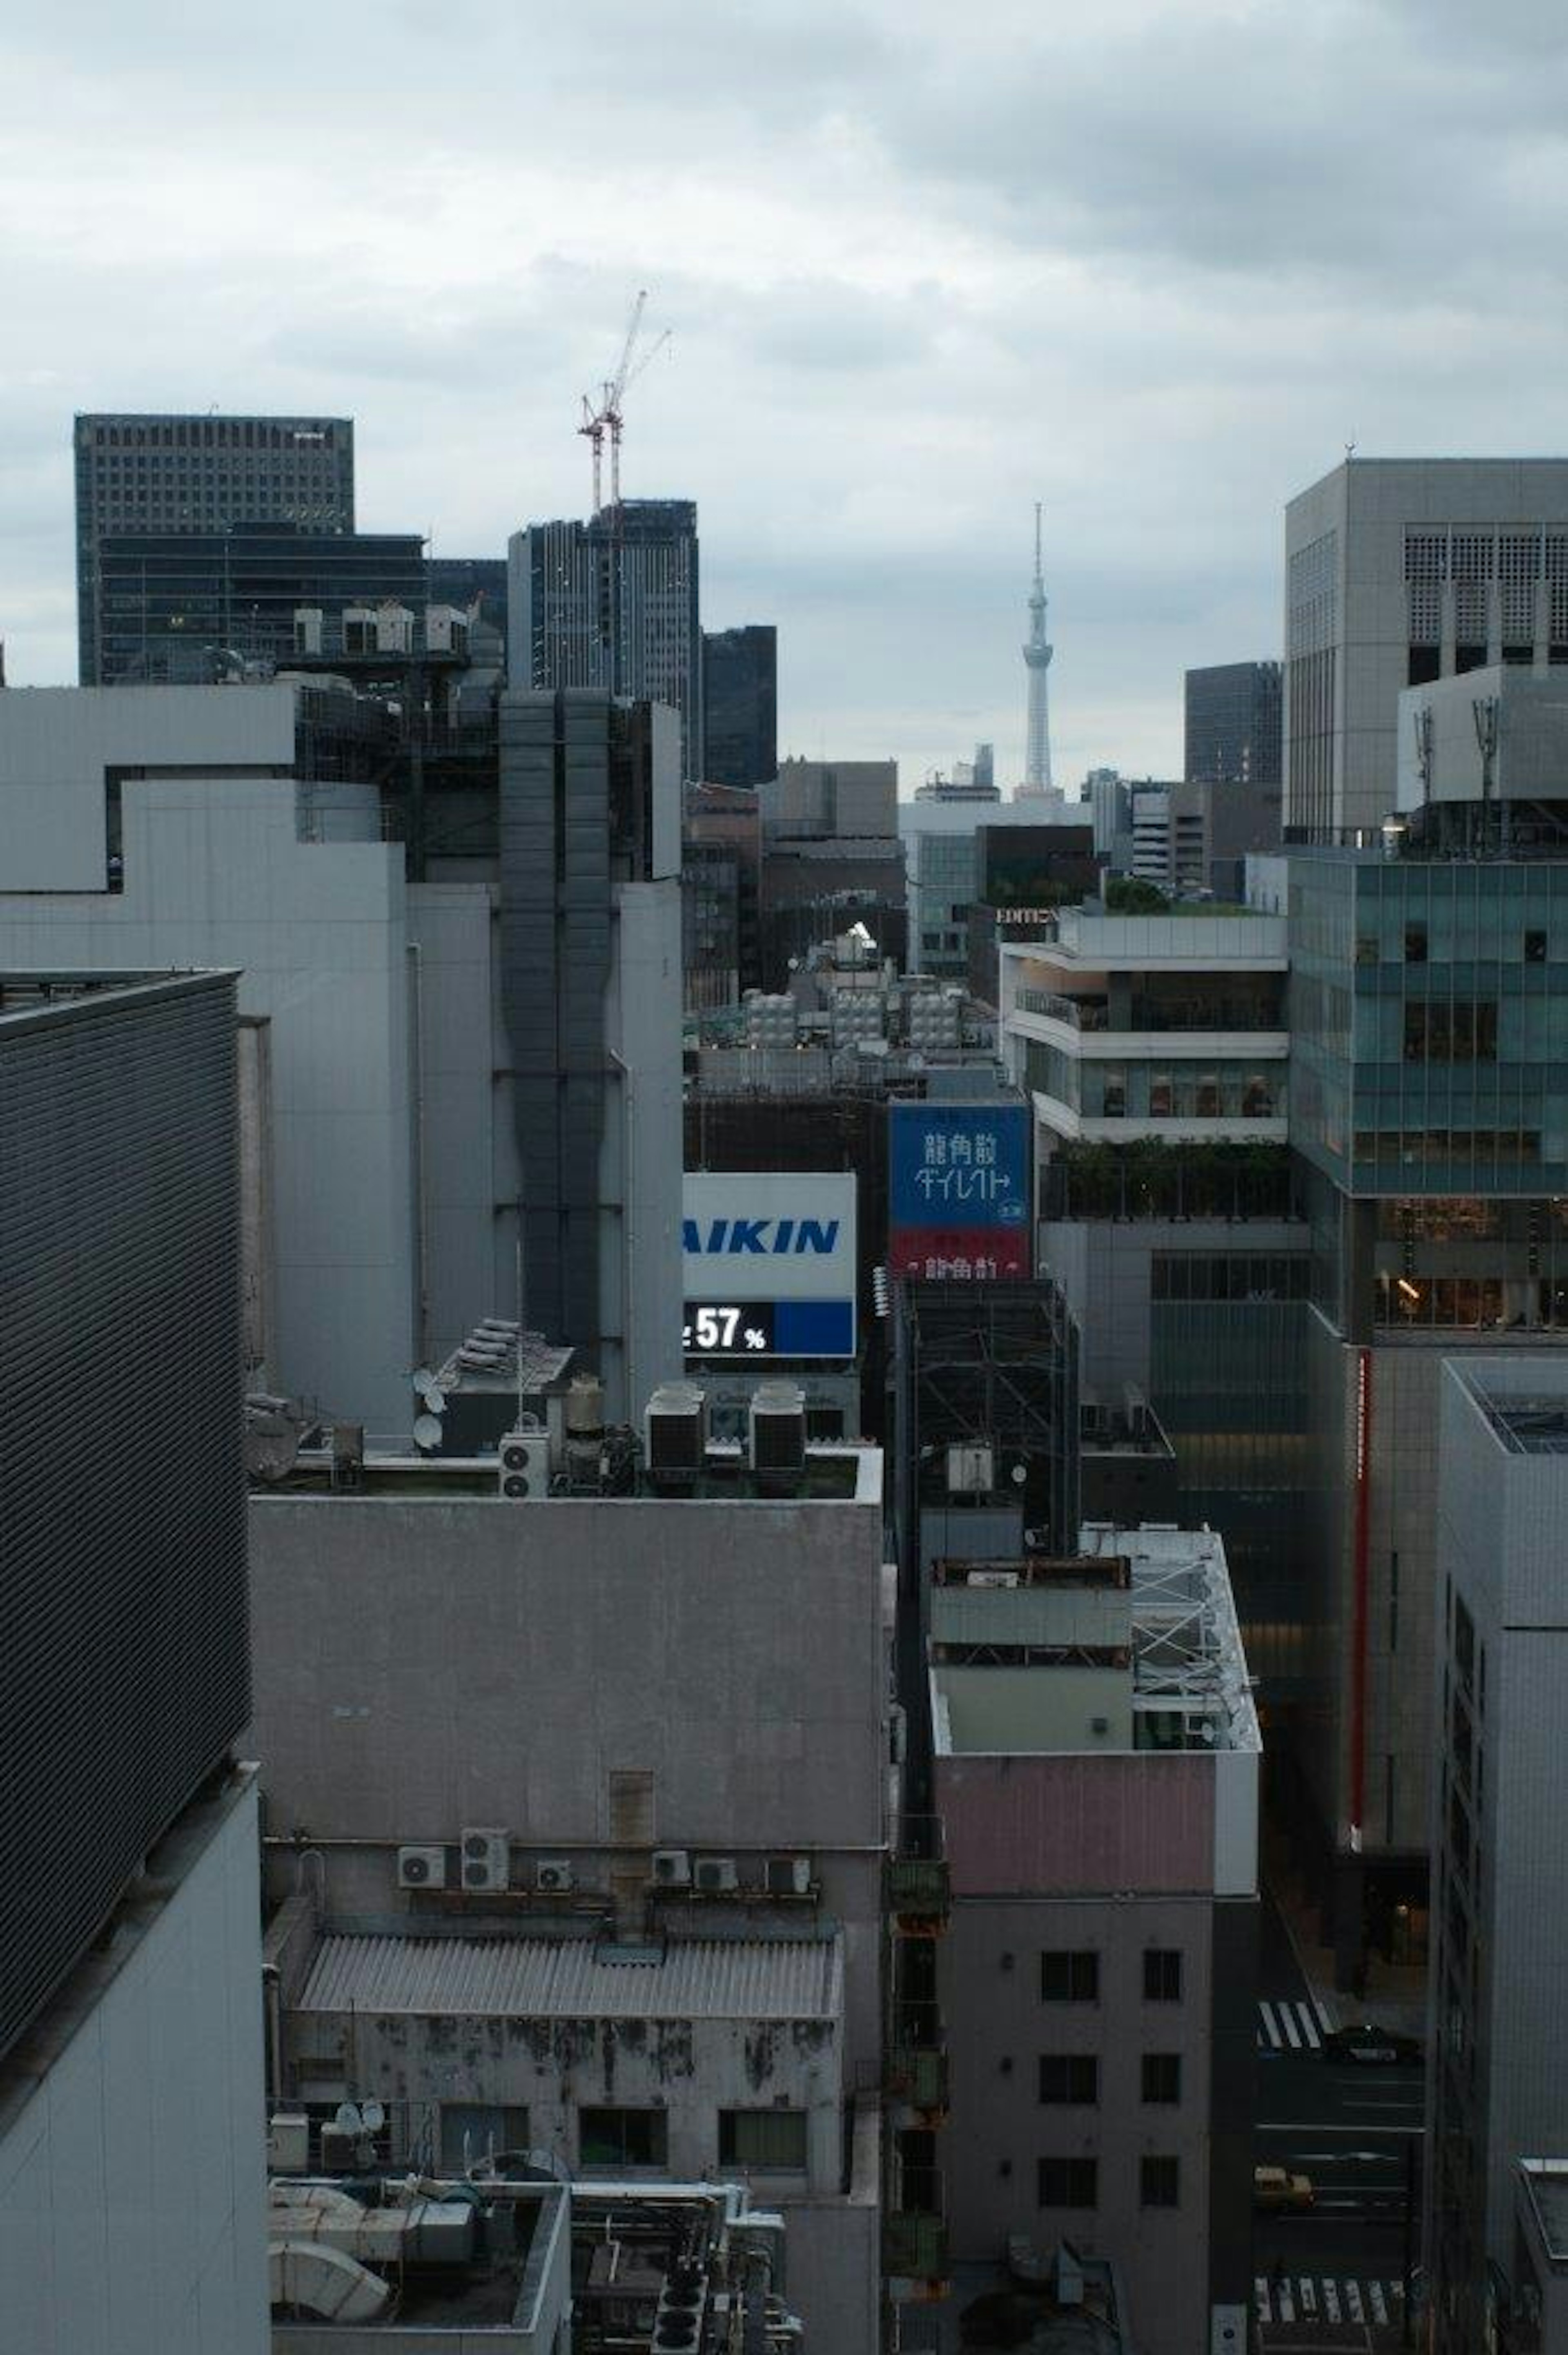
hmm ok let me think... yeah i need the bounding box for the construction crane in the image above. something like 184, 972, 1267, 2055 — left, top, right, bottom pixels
578, 290, 671, 513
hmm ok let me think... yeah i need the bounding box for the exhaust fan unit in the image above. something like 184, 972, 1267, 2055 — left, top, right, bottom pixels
645, 1384, 707, 1487
748, 1382, 807, 1488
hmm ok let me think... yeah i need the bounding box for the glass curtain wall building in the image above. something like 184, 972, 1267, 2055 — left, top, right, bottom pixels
75, 412, 354, 684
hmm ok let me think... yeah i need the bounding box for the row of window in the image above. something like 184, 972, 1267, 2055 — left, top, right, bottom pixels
1042, 1948, 1183, 2003
1040, 2052, 1182, 2105
1039, 2154, 1181, 2210
1151, 1253, 1311, 1303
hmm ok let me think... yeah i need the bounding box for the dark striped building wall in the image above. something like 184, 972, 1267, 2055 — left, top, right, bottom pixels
0, 971, 249, 2065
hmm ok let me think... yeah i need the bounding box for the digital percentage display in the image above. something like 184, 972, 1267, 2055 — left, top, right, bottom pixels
683, 1302, 775, 1355
682, 1299, 855, 1360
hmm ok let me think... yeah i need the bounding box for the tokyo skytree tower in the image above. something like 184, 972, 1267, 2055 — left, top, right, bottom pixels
1022, 501, 1054, 793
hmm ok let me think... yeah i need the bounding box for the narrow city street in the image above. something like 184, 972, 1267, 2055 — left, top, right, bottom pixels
1252, 1891, 1425, 2350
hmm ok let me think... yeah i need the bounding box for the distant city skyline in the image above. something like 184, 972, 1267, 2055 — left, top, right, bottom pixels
5, 3, 1564, 787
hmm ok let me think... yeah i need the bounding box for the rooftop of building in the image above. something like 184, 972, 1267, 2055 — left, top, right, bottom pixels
1519, 2161, 1568, 2266
930, 1522, 1259, 1760
1002, 905, 1287, 972
0, 967, 236, 1034
266, 2170, 792, 2344
1450, 1354, 1568, 1455
252, 1435, 880, 1508
295, 1929, 842, 2023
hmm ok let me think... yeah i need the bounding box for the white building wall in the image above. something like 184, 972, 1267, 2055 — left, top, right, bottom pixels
0, 1778, 267, 2355
0, 764, 417, 1436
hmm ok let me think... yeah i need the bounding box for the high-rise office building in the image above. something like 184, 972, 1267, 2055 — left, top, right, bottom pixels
508, 500, 702, 780
74, 411, 354, 684
95, 521, 425, 684
0, 968, 266, 2353
702, 623, 776, 788
1283, 457, 1568, 842
1184, 660, 1282, 787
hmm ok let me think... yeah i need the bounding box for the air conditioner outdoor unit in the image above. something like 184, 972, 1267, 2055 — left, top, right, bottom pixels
535, 1859, 574, 1895
459, 1827, 510, 1892
651, 1848, 692, 1889
748, 1382, 807, 1486
645, 1384, 707, 1485
693, 1855, 739, 1893
397, 1844, 448, 1891
766, 1855, 813, 1898
498, 1431, 550, 1501
946, 1442, 994, 1494
968, 1570, 1020, 1589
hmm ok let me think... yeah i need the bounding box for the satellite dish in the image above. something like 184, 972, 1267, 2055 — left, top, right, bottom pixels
413, 1413, 443, 1452
360, 2101, 385, 2135
412, 1367, 436, 1392
333, 2102, 362, 2135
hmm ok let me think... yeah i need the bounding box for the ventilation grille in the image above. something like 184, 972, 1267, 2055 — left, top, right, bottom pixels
0, 978, 249, 2066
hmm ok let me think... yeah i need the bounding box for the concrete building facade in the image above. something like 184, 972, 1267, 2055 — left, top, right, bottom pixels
932, 1527, 1259, 2355
1283, 457, 1568, 843
244, 1446, 891, 2354
1425, 1358, 1568, 2352
0, 682, 682, 1434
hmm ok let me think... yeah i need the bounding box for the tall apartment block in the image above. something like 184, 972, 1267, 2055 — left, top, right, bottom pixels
74, 411, 354, 684
1425, 1358, 1568, 2353
1283, 457, 1568, 842
931, 1526, 1259, 2355
1184, 660, 1283, 787
508, 500, 702, 779
702, 623, 777, 788
0, 970, 266, 2355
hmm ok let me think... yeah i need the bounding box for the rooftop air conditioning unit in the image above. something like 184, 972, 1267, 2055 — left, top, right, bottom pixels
651, 1848, 692, 1889
946, 1442, 993, 1495
498, 1431, 550, 1501
646, 1384, 707, 1486
766, 1855, 813, 1898
748, 1383, 807, 1488
693, 1855, 739, 1894
459, 1827, 510, 1892
535, 1859, 574, 1895
397, 1844, 448, 1891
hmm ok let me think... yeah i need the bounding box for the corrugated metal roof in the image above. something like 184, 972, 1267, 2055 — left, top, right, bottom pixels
297, 1934, 842, 2023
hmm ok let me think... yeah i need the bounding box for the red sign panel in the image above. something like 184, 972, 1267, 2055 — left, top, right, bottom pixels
888, 1225, 1031, 1282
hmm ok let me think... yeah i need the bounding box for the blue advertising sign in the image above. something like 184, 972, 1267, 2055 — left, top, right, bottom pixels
888, 1101, 1032, 1280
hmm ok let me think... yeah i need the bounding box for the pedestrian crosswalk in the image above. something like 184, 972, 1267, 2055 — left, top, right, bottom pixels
1257, 1996, 1332, 2052
1255, 2274, 1405, 2326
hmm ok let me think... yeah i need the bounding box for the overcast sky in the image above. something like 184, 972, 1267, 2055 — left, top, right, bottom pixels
4, 0, 1566, 788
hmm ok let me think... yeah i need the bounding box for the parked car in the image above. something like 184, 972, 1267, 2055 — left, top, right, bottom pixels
1254, 2164, 1315, 2213
1321, 2020, 1424, 2066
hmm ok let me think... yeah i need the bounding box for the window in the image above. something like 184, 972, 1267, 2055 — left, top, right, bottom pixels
1042, 1950, 1099, 2002
1039, 2055, 1099, 2105
441, 2103, 529, 2171
1143, 1949, 1183, 2002
1404, 921, 1428, 964
1526, 929, 1548, 963
1141, 2053, 1181, 2105
1141, 2154, 1180, 2208
1038, 2157, 1098, 2208
718, 2109, 808, 2170
579, 2107, 668, 2168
